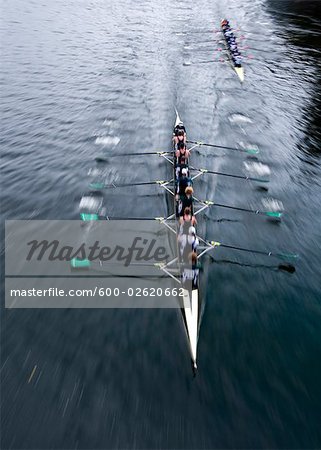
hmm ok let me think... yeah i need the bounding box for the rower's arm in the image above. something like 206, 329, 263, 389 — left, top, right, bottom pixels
176, 180, 180, 195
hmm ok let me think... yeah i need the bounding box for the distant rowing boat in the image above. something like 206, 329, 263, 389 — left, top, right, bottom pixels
221, 20, 244, 82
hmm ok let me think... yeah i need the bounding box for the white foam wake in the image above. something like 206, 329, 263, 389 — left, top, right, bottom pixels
95, 136, 120, 146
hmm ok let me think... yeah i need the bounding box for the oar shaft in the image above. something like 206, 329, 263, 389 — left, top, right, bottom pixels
187, 140, 245, 152
208, 170, 251, 181
206, 202, 284, 217
213, 242, 298, 260
96, 152, 168, 160
213, 203, 261, 214
117, 181, 164, 188
193, 168, 268, 183
220, 243, 272, 256
90, 181, 163, 189
188, 140, 237, 151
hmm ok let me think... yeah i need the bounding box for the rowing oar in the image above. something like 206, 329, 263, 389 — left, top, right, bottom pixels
79, 213, 168, 221
187, 140, 259, 155
89, 180, 170, 189
95, 152, 169, 162
79, 196, 282, 221
209, 257, 296, 273
203, 200, 282, 218
207, 241, 298, 261
190, 167, 269, 183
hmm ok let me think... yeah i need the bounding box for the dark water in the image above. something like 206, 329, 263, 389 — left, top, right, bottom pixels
1, 0, 321, 448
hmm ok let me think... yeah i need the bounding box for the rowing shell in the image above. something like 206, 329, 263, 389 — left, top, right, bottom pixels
74, 112, 296, 371
221, 22, 244, 82
154, 111, 215, 371
173, 110, 199, 371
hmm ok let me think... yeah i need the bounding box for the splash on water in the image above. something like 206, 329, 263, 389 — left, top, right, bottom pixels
244, 161, 271, 177
229, 113, 253, 124
95, 136, 120, 146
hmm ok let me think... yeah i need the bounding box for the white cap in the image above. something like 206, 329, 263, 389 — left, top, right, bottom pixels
181, 168, 188, 175
188, 226, 196, 235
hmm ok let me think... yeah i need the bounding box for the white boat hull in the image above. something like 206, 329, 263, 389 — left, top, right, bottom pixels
182, 289, 199, 369
173, 110, 200, 371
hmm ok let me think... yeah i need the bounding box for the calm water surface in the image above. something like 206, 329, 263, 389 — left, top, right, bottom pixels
1, 0, 321, 448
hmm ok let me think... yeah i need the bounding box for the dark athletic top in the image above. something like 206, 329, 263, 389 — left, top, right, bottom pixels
177, 176, 192, 196
177, 150, 189, 166
182, 264, 200, 290
179, 195, 194, 216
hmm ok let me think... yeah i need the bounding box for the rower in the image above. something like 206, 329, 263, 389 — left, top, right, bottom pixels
179, 186, 194, 216
175, 142, 190, 178
179, 207, 196, 234
175, 167, 192, 200
173, 122, 186, 145
175, 130, 185, 147
179, 226, 200, 261
180, 207, 193, 235
178, 186, 197, 225
182, 251, 200, 290
176, 141, 190, 162
188, 226, 199, 252
233, 55, 242, 67
221, 19, 230, 29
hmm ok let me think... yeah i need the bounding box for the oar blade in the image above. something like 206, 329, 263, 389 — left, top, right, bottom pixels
265, 211, 283, 218
245, 147, 260, 155
89, 182, 106, 189
80, 213, 99, 221
277, 252, 299, 260
71, 258, 91, 268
